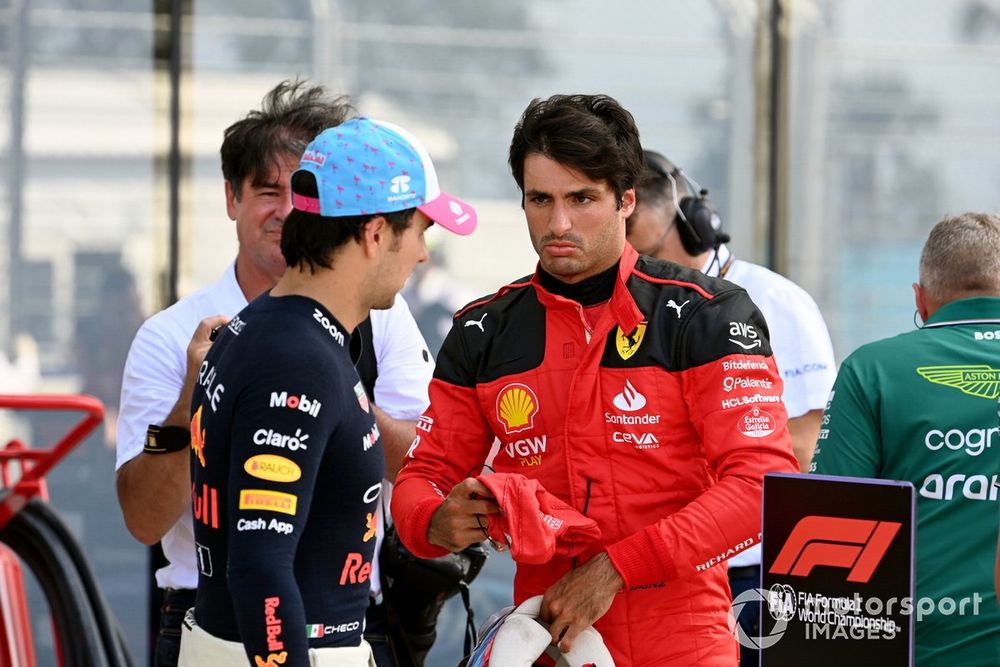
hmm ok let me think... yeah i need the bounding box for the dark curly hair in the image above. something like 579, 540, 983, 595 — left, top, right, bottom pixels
220, 79, 355, 198
508, 94, 644, 208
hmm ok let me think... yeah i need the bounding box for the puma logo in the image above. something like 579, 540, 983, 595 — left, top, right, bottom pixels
666, 299, 690, 318
464, 312, 488, 332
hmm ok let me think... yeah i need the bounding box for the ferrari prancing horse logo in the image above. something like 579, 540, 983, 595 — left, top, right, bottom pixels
616, 323, 647, 361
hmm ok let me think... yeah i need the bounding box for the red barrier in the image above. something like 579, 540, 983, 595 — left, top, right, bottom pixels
0, 394, 104, 530
0, 394, 105, 667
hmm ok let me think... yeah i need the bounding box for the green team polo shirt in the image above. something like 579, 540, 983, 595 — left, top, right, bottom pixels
812, 297, 1000, 665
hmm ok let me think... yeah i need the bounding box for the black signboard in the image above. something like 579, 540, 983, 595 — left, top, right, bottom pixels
757, 472, 914, 666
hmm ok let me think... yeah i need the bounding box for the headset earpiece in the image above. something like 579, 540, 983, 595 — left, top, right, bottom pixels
641, 150, 727, 257
676, 188, 725, 256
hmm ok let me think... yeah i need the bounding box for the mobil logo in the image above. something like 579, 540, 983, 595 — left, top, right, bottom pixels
269, 391, 322, 417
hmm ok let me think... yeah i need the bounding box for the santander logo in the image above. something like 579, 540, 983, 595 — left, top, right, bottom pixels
612, 380, 647, 412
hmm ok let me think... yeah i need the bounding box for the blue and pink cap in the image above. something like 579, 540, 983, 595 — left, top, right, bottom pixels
291, 117, 477, 236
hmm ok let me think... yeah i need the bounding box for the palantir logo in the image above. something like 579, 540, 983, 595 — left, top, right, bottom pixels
769, 516, 901, 583
612, 379, 647, 412
390, 175, 411, 194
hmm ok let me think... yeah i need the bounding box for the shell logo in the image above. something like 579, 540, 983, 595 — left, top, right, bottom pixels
496, 383, 539, 434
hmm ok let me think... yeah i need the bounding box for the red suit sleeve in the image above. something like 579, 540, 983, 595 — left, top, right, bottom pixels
605, 293, 800, 588
391, 375, 496, 558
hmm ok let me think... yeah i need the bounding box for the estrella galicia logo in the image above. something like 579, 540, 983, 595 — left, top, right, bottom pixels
916, 365, 1000, 399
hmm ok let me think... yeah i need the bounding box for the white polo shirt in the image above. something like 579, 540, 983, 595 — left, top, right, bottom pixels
705, 246, 836, 568
116, 262, 433, 591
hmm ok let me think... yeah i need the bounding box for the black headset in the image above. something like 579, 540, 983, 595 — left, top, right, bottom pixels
642, 150, 729, 256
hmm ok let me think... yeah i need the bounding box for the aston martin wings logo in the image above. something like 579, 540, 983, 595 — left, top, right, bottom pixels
616, 323, 647, 360
916, 365, 1000, 399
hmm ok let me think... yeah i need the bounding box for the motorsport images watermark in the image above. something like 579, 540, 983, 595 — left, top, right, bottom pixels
728, 584, 985, 649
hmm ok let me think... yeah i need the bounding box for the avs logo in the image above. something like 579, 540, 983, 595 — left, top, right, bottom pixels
769, 516, 901, 583
390, 175, 411, 194
190, 405, 206, 467
728, 321, 761, 350
244, 454, 301, 483
496, 383, 539, 434
615, 323, 646, 360
916, 365, 1000, 399
612, 379, 647, 412
269, 391, 322, 417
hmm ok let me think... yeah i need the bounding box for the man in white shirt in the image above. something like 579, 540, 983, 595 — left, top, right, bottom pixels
115, 81, 449, 667
626, 149, 836, 663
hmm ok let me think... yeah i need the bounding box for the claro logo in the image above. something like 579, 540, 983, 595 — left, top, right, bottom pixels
769, 516, 901, 583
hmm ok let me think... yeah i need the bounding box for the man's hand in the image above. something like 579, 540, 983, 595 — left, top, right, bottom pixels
540, 552, 622, 653
164, 315, 230, 427
116, 314, 229, 544
426, 477, 500, 552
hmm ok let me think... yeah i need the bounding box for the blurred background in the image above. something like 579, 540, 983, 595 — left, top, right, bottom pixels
0, 0, 998, 664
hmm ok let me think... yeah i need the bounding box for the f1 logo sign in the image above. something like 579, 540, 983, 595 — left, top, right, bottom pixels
769, 516, 901, 583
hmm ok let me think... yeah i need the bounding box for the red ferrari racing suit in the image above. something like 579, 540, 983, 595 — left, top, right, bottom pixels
392, 245, 798, 666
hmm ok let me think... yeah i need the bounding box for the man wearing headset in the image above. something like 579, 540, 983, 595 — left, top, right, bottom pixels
626, 150, 836, 662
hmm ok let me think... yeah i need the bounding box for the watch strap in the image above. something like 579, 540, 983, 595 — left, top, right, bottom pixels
144, 424, 191, 455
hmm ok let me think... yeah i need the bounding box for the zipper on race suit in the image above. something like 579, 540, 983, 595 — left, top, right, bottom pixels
571, 478, 594, 570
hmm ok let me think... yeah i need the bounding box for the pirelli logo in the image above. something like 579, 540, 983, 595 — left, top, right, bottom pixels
239, 489, 298, 516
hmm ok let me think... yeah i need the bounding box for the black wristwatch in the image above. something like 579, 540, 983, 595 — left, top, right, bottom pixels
144, 424, 191, 455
